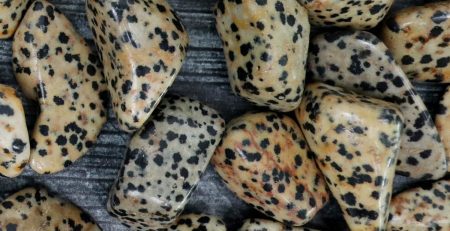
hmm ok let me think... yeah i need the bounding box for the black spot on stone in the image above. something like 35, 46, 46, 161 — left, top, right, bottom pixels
431, 11, 447, 24
37, 45, 49, 59
255, 0, 267, 6
369, 4, 384, 15
401, 55, 414, 65
12, 139, 26, 153
0, 104, 14, 116
342, 192, 356, 206
53, 96, 64, 105
136, 65, 151, 77
58, 32, 69, 44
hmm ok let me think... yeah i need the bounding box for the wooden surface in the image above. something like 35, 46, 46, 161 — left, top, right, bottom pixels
0, 0, 448, 230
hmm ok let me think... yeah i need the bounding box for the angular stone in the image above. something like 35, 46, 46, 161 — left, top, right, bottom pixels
297, 83, 403, 231
388, 179, 450, 231
436, 86, 450, 173
107, 96, 224, 229
308, 30, 447, 180
212, 112, 329, 226
0, 187, 101, 231
382, 1, 450, 83
0, 84, 29, 178
239, 218, 319, 231
167, 214, 226, 231
214, 0, 310, 112
299, 0, 393, 29
0, 0, 29, 39
86, 0, 189, 133
12, 0, 107, 174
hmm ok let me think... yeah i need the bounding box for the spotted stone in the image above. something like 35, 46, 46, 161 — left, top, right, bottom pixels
12, 0, 107, 174
0, 0, 29, 39
299, 0, 393, 29
388, 179, 450, 231
239, 218, 319, 231
0, 187, 100, 231
212, 112, 328, 226
214, 0, 310, 112
86, 0, 189, 132
297, 83, 403, 231
382, 1, 450, 83
168, 214, 226, 231
107, 96, 225, 229
308, 30, 447, 180
0, 84, 29, 178
436, 86, 450, 173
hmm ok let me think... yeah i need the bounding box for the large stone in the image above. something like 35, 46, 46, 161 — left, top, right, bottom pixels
308, 30, 447, 180
0, 84, 29, 178
108, 96, 224, 230
297, 83, 403, 231
214, 0, 310, 112
0, 187, 101, 231
0, 0, 29, 39
436, 86, 450, 172
86, 0, 189, 132
299, 0, 393, 29
12, 0, 107, 174
212, 112, 328, 226
388, 179, 450, 231
382, 1, 450, 83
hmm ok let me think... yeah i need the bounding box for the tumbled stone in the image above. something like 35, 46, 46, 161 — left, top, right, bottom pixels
0, 84, 29, 178
297, 83, 403, 231
86, 0, 189, 132
436, 86, 450, 172
388, 179, 450, 231
214, 0, 310, 112
239, 218, 319, 231
12, 0, 107, 174
167, 214, 226, 231
299, 0, 393, 29
0, 0, 29, 39
308, 30, 447, 180
108, 96, 225, 230
382, 1, 450, 83
212, 112, 328, 226
0, 187, 101, 231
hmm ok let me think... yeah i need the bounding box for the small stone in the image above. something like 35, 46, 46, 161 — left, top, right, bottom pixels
86, 0, 189, 132
214, 0, 310, 112
382, 1, 450, 83
299, 0, 393, 29
388, 179, 450, 231
212, 112, 329, 226
436, 86, 450, 173
107, 96, 224, 229
308, 30, 447, 180
13, 0, 107, 174
239, 218, 319, 231
0, 84, 29, 178
297, 83, 403, 231
0, 0, 29, 39
168, 214, 226, 231
0, 187, 101, 231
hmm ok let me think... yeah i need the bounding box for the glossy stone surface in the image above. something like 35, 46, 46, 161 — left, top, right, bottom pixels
308, 30, 447, 180
239, 218, 319, 231
436, 86, 450, 173
0, 187, 101, 231
12, 0, 107, 174
167, 214, 226, 231
0, 0, 29, 39
212, 112, 329, 226
297, 83, 403, 231
86, 0, 189, 133
299, 0, 393, 29
0, 84, 29, 178
388, 179, 450, 231
214, 0, 310, 112
108, 96, 225, 230
382, 1, 450, 83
